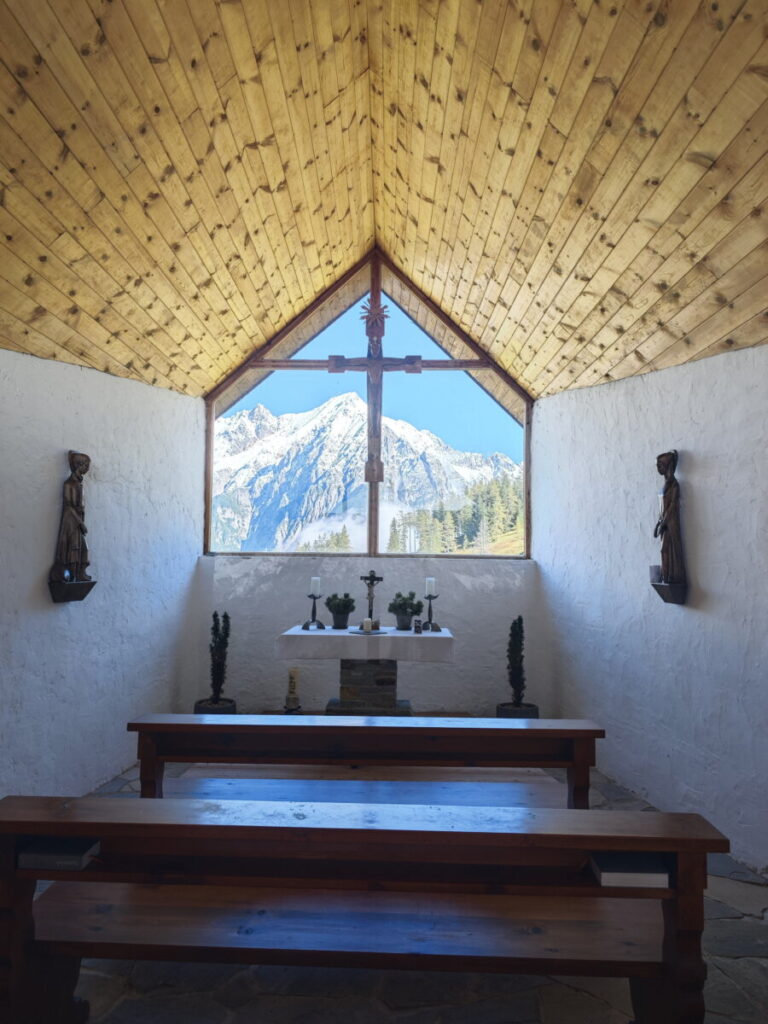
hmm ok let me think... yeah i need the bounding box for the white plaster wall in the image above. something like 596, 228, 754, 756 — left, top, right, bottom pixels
532, 347, 768, 870
182, 555, 552, 718
0, 350, 205, 797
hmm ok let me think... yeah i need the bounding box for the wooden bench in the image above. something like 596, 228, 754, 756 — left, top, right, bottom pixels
128, 713, 605, 808
0, 795, 727, 1023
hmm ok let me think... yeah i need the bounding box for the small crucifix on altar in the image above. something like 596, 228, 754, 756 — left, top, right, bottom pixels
360, 569, 383, 620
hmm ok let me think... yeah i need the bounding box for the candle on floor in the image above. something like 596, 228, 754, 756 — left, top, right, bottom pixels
310, 576, 320, 594
425, 577, 436, 594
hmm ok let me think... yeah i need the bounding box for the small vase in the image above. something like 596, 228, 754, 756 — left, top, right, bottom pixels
395, 614, 413, 631
332, 612, 350, 629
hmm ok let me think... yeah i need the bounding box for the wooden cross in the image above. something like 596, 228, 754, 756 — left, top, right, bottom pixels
247, 255, 489, 554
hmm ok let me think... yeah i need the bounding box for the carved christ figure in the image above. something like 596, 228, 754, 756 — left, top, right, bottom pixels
50, 451, 92, 583
654, 450, 685, 585
360, 569, 383, 620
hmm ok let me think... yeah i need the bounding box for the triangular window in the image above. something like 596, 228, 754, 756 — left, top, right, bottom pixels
209, 257, 528, 556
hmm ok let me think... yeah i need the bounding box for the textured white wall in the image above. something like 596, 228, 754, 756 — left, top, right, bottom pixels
532, 347, 768, 870
0, 350, 205, 797
181, 555, 552, 718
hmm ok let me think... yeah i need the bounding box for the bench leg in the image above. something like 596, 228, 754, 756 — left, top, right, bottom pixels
567, 738, 595, 808
630, 976, 675, 1023
630, 963, 705, 1024
0, 859, 88, 1023
566, 764, 590, 809
0, 842, 36, 1024
632, 854, 707, 1023
24, 953, 89, 1024
138, 734, 165, 798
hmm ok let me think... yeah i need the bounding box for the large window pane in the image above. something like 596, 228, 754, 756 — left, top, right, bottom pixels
211, 303, 368, 552
211, 293, 525, 556
379, 301, 524, 555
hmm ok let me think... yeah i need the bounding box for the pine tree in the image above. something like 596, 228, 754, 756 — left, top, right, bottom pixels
414, 509, 431, 552
499, 479, 513, 533
476, 513, 490, 553
489, 493, 506, 540
430, 513, 443, 552
441, 510, 457, 553
401, 513, 418, 553
337, 525, 351, 552
387, 518, 402, 553
465, 491, 483, 546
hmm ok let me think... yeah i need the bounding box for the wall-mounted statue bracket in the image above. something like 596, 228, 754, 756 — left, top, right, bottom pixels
650, 450, 687, 605
48, 451, 97, 604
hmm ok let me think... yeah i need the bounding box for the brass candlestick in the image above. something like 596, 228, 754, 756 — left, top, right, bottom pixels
302, 593, 326, 630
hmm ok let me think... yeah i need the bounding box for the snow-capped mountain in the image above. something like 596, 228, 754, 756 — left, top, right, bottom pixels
211, 392, 521, 551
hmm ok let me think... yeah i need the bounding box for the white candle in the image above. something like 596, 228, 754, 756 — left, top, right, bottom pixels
363, 618, 372, 632
425, 577, 436, 595
310, 576, 320, 594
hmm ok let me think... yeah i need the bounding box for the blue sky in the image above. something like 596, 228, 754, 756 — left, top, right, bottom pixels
224, 294, 524, 462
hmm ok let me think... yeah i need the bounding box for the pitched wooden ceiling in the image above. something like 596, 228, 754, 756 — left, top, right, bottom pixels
0, 0, 766, 403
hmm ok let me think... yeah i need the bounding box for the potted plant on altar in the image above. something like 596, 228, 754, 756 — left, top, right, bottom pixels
496, 615, 539, 719
388, 591, 424, 631
325, 592, 356, 630
194, 611, 237, 714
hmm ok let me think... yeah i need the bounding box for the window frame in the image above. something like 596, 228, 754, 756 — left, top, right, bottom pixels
204, 250, 533, 559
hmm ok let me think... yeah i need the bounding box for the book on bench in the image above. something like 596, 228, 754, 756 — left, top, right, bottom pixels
17, 836, 101, 871
589, 851, 669, 887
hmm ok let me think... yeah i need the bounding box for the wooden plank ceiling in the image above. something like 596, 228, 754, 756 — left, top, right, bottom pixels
0, 0, 766, 402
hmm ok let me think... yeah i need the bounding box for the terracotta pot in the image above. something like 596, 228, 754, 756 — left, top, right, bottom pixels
331, 612, 351, 629
496, 702, 539, 719
193, 697, 237, 715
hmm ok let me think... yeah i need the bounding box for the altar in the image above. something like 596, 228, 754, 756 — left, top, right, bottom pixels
276, 625, 454, 716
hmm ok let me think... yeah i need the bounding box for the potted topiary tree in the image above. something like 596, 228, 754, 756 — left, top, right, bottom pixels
194, 611, 237, 714
388, 591, 424, 631
325, 592, 356, 629
496, 615, 539, 719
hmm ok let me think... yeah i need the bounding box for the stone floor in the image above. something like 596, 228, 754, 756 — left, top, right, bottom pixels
70, 764, 768, 1023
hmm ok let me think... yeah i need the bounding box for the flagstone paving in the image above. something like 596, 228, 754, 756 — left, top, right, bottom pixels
72, 764, 766, 1023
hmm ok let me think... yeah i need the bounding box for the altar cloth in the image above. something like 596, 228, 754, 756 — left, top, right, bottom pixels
275, 625, 454, 663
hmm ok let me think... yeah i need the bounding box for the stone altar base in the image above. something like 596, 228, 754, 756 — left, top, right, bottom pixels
325, 659, 412, 716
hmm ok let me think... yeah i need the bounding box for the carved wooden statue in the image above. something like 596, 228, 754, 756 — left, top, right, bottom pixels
360, 569, 383, 620
50, 451, 92, 584
654, 450, 685, 585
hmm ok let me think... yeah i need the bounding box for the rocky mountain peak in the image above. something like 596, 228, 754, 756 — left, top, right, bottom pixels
212, 393, 522, 552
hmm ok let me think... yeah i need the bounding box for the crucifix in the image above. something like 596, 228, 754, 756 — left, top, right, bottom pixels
245, 254, 490, 554
360, 568, 384, 620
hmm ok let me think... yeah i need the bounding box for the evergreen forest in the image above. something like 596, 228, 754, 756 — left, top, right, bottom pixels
298, 473, 523, 555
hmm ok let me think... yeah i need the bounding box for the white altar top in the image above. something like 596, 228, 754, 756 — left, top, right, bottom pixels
276, 625, 454, 663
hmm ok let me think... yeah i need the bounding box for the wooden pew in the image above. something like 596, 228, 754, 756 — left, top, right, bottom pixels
127, 713, 604, 808
0, 795, 727, 1024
